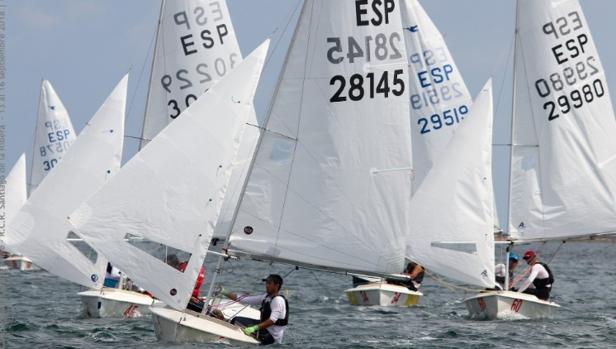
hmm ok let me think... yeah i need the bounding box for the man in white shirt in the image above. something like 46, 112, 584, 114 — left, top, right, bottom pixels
221, 274, 288, 345
516, 250, 554, 300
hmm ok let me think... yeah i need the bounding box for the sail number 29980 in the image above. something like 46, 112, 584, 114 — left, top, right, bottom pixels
330, 69, 404, 103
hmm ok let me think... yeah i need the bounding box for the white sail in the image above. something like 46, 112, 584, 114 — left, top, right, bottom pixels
3, 154, 27, 227
30, 80, 77, 192
140, 0, 243, 148
4, 75, 128, 288
70, 42, 269, 310
406, 80, 495, 288
139, 0, 254, 239
508, 0, 616, 241
229, 0, 412, 276
400, 0, 472, 191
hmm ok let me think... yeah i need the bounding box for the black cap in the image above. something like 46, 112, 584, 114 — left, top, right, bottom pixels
262, 274, 283, 286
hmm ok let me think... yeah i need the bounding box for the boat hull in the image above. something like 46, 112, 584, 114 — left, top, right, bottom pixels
3, 256, 39, 271
79, 288, 162, 318
464, 290, 560, 320
151, 306, 260, 345
345, 282, 422, 307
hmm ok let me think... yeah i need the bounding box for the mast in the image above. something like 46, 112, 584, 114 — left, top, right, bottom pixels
506, 0, 520, 237
138, 0, 165, 150
505, 0, 520, 289
204, 0, 309, 302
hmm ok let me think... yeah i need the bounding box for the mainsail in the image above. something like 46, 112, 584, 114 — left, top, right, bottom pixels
4, 75, 128, 288
138, 0, 254, 239
508, 0, 616, 241
30, 80, 77, 193
406, 80, 495, 288
229, 0, 412, 276
70, 42, 269, 310
140, 0, 243, 148
400, 0, 472, 191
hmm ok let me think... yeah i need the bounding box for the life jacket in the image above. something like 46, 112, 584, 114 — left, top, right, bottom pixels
178, 263, 206, 298
532, 262, 554, 290
260, 295, 288, 326
414, 270, 425, 284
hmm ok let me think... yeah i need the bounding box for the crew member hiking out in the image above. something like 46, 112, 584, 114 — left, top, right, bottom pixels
220, 274, 288, 345
515, 250, 554, 301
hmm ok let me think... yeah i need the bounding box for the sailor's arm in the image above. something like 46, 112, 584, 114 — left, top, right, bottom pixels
517, 265, 539, 292
220, 289, 263, 305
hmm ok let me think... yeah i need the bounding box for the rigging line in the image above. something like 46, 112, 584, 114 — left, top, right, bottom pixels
309, 269, 336, 300
546, 240, 566, 264
245, 123, 296, 141
273, 0, 317, 248
263, 0, 303, 70
126, 15, 159, 124
423, 269, 482, 294
123, 135, 150, 142
493, 29, 516, 120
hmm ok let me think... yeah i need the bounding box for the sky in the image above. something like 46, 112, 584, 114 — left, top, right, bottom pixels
5, 0, 616, 226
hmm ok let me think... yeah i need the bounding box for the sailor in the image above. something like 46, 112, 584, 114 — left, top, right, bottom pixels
402, 262, 425, 291
515, 250, 554, 300
103, 263, 122, 288
220, 274, 288, 345
494, 252, 519, 289
167, 254, 206, 312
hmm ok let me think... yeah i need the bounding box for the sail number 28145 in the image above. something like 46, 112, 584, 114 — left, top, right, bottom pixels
330, 70, 404, 103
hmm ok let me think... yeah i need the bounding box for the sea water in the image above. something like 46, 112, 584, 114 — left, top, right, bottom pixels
1, 241, 615, 348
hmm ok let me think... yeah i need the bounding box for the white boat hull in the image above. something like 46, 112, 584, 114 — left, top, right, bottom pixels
345, 282, 422, 307
3, 256, 40, 271
464, 290, 560, 320
79, 288, 163, 318
151, 305, 260, 345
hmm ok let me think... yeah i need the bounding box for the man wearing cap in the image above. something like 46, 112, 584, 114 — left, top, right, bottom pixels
494, 252, 519, 289
516, 250, 554, 300
220, 274, 288, 345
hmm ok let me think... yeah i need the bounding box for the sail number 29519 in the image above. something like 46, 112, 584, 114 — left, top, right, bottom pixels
330, 70, 404, 103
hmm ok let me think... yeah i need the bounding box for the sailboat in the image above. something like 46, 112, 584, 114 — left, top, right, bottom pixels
3, 80, 77, 271
405, 80, 502, 311
70, 39, 269, 344
345, 0, 473, 307
465, 0, 615, 319
0, 75, 151, 318
79, 0, 251, 317
73, 0, 413, 344
1, 154, 30, 271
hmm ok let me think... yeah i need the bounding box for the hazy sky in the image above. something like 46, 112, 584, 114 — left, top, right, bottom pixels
6, 0, 616, 225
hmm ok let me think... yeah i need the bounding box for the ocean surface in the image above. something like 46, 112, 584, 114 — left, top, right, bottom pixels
1, 241, 615, 348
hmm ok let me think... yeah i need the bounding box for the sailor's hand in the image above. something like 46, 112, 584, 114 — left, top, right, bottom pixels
218, 286, 231, 298
243, 325, 259, 335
